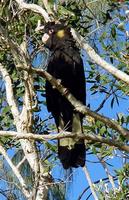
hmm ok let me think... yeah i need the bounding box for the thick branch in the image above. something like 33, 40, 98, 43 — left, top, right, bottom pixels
0, 145, 30, 198
0, 64, 41, 197
0, 130, 129, 152
32, 68, 129, 140
15, 0, 50, 22
0, 64, 20, 121
71, 28, 129, 85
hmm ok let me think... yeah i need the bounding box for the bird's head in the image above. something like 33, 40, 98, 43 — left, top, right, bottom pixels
42, 22, 72, 50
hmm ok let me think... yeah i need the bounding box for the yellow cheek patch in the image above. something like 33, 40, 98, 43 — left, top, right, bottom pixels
56, 29, 65, 38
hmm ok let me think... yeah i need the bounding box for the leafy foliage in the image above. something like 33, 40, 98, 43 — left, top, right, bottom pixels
0, 0, 129, 199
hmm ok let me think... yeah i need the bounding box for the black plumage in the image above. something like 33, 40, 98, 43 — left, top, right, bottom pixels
42, 22, 86, 169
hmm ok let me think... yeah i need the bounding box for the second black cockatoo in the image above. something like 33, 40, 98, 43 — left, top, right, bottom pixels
42, 22, 86, 169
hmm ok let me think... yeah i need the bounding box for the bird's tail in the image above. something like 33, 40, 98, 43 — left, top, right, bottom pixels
58, 113, 86, 169
58, 141, 85, 169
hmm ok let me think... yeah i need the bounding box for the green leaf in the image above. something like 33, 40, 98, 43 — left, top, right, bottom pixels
111, 26, 116, 38
2, 106, 11, 114
99, 126, 106, 135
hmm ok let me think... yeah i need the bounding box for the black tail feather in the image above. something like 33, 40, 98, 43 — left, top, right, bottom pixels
58, 142, 85, 169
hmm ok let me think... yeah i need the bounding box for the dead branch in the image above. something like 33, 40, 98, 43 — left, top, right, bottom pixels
0, 130, 129, 152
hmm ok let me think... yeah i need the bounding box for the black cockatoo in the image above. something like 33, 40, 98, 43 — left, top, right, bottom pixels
42, 22, 86, 169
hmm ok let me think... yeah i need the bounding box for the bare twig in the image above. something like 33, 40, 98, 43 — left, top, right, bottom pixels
16, 156, 26, 169
83, 166, 98, 200
95, 86, 118, 112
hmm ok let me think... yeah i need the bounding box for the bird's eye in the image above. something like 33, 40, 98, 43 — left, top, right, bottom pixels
49, 29, 54, 34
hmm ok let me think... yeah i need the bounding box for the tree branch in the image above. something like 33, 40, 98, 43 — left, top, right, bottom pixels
97, 156, 116, 191
0, 63, 20, 122
0, 145, 30, 198
16, 156, 26, 170
0, 130, 129, 152
32, 67, 129, 140
0, 63, 40, 176
83, 166, 98, 200
71, 28, 129, 85
14, 0, 50, 22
